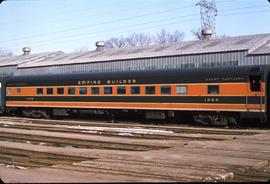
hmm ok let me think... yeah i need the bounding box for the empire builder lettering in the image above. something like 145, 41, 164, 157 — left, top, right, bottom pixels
77, 79, 137, 85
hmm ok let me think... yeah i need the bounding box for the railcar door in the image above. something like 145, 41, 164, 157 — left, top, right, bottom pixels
248, 75, 263, 110
267, 73, 270, 122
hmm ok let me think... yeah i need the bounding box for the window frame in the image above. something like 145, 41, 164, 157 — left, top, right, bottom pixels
68, 87, 75, 95
46, 88, 53, 95
79, 87, 87, 95
16, 88, 21, 94
57, 87, 64, 95
91, 87, 99, 95
176, 85, 188, 95
131, 86, 140, 95
104, 87, 113, 95
207, 85, 220, 95
37, 88, 43, 95
117, 86, 126, 95
145, 86, 156, 95
7, 88, 11, 96
160, 86, 171, 95
249, 75, 261, 92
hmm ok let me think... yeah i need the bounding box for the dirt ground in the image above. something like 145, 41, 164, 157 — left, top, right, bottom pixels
0, 117, 270, 182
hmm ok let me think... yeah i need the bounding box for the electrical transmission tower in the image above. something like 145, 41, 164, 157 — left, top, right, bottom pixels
196, 0, 217, 38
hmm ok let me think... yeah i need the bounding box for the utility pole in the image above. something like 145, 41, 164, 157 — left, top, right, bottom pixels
196, 0, 217, 39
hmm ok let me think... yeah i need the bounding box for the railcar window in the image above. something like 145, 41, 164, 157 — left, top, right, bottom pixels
57, 88, 64, 95
68, 87, 75, 95
104, 87, 112, 94
47, 88, 53, 95
176, 86, 188, 94
16, 88, 21, 94
79, 87, 87, 95
7, 88, 11, 96
161, 86, 171, 94
117, 86, 126, 94
145, 86, 155, 94
208, 85, 219, 94
249, 76, 261, 92
131, 86, 140, 94
91, 87, 99, 95
37, 88, 43, 95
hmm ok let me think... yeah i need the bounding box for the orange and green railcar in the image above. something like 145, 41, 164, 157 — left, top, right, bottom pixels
2, 65, 269, 126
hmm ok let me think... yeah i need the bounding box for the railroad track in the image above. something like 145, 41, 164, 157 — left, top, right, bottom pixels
0, 116, 264, 137
0, 116, 270, 182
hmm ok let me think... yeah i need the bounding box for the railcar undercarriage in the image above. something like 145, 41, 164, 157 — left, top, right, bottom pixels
192, 112, 239, 126
3, 107, 250, 127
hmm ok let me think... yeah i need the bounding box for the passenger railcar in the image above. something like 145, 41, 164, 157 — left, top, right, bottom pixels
1, 65, 270, 126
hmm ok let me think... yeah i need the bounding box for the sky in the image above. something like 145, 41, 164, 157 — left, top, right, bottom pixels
0, 0, 270, 55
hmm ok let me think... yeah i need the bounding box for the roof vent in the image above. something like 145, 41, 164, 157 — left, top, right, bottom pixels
22, 47, 31, 55
95, 41, 105, 51
201, 29, 213, 40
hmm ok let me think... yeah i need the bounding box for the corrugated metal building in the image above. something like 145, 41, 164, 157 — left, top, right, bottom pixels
0, 51, 63, 77
1, 33, 270, 76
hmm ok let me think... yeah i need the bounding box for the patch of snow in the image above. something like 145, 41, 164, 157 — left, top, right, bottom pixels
67, 125, 174, 135
0, 121, 15, 125
16, 165, 27, 170
81, 130, 98, 134
118, 132, 134, 136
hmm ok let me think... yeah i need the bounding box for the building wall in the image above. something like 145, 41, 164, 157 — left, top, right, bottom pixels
8, 50, 270, 76
14, 51, 242, 75
0, 66, 17, 77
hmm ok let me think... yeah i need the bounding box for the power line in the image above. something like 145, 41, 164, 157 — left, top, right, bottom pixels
6, 8, 270, 51
10, 18, 200, 51
0, 5, 195, 43
2, 1, 269, 51
0, 4, 265, 44
3, 14, 200, 48
0, 1, 189, 25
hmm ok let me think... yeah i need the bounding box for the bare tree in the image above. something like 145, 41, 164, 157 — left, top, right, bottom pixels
104, 29, 185, 48
191, 28, 204, 40
0, 48, 13, 57
104, 37, 128, 48
126, 33, 152, 47
155, 29, 185, 44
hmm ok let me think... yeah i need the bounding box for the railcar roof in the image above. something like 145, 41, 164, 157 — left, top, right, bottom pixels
1, 33, 270, 69
6, 65, 266, 83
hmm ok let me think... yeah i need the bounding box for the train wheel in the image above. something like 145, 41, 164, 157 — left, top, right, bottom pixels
193, 113, 239, 127
22, 109, 31, 118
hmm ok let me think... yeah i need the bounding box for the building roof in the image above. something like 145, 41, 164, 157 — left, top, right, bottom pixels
0, 51, 63, 67
1, 33, 270, 69
250, 39, 270, 55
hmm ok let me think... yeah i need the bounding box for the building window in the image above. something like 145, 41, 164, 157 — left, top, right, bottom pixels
161, 86, 171, 95
208, 85, 219, 94
57, 88, 64, 95
47, 88, 53, 95
176, 86, 188, 94
117, 86, 126, 94
79, 87, 87, 95
16, 88, 21, 94
68, 87, 75, 95
145, 86, 155, 94
131, 86, 140, 94
104, 87, 112, 94
37, 88, 43, 95
91, 87, 99, 95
